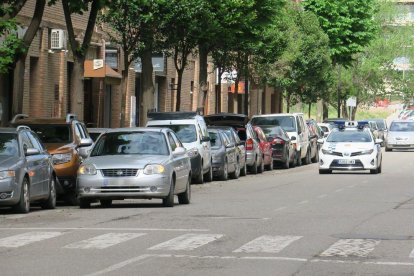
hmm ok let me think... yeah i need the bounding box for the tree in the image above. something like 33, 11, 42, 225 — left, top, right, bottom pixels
303, 0, 378, 117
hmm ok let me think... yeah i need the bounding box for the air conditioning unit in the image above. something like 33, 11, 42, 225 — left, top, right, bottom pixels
50, 29, 65, 50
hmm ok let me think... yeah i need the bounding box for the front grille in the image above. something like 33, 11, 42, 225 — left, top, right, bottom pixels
98, 186, 146, 192
101, 169, 138, 177
330, 151, 343, 157
330, 159, 364, 169
351, 152, 362, 157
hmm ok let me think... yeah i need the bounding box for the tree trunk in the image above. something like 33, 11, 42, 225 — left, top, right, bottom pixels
336, 64, 342, 118
234, 78, 239, 114
286, 92, 291, 113
141, 48, 154, 126
352, 105, 357, 120
12, 57, 26, 116
243, 54, 249, 116
217, 67, 224, 113
342, 102, 349, 119
70, 57, 85, 119
322, 100, 329, 120
120, 50, 129, 127
176, 69, 184, 111
0, 72, 12, 125
308, 103, 311, 119
198, 45, 209, 110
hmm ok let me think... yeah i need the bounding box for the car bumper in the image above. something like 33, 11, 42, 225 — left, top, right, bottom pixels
386, 142, 414, 149
77, 174, 171, 199
246, 151, 256, 166
190, 154, 202, 177
0, 177, 20, 205
319, 153, 378, 170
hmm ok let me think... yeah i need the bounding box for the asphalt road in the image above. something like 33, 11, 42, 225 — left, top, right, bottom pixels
1, 149, 414, 276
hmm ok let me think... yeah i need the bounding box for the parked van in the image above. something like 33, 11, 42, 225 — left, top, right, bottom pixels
250, 113, 310, 166
146, 112, 212, 184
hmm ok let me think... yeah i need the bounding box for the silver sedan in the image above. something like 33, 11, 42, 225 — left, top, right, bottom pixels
77, 128, 191, 208
385, 120, 414, 151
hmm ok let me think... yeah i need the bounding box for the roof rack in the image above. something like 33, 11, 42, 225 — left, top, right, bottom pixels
11, 114, 29, 124
66, 113, 78, 123
16, 125, 31, 131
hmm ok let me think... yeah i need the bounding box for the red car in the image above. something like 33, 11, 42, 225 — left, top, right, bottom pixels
253, 126, 273, 171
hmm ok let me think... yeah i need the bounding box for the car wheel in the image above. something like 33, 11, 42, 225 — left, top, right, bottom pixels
385, 147, 391, 152
194, 163, 204, 184
283, 157, 290, 169
79, 198, 91, 209
303, 148, 311, 165
289, 151, 296, 168
162, 178, 175, 207
296, 151, 302, 166
258, 156, 264, 173
265, 157, 273, 171
249, 156, 258, 174
14, 178, 30, 214
204, 163, 213, 183
240, 160, 247, 176
311, 147, 319, 163
319, 169, 332, 174
178, 175, 191, 204
100, 199, 112, 208
230, 160, 240, 179
40, 176, 57, 209
220, 161, 229, 181
377, 161, 382, 174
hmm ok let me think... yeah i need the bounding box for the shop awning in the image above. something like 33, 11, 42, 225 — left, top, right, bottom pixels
84, 60, 122, 79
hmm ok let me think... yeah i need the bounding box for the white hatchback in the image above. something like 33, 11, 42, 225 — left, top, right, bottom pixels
318, 127, 383, 174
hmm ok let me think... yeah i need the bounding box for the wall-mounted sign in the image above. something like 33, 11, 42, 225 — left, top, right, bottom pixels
93, 59, 104, 70
134, 54, 164, 72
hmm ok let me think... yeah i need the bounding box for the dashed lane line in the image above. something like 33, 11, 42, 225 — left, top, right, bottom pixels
0, 227, 209, 232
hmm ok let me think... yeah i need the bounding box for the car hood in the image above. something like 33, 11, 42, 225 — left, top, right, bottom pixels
0, 156, 20, 169
322, 142, 373, 152
204, 113, 249, 127
85, 155, 170, 169
44, 143, 75, 154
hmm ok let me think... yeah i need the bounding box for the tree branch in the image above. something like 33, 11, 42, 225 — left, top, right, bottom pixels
62, 0, 78, 57
3, 0, 27, 20
21, 0, 46, 50
81, 0, 100, 57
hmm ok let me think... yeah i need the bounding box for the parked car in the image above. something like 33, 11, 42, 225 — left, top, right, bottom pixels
11, 114, 93, 205
261, 125, 294, 169
208, 128, 239, 180
358, 120, 380, 140
146, 112, 212, 184
206, 126, 247, 176
252, 126, 273, 171
77, 127, 191, 208
87, 128, 109, 142
250, 113, 311, 166
385, 120, 414, 151
306, 120, 322, 163
0, 127, 57, 213
317, 123, 334, 138
371, 118, 387, 145
204, 113, 263, 174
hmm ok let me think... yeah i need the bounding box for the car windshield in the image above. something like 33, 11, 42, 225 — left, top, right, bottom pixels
251, 116, 296, 132
326, 131, 372, 143
390, 122, 414, 132
91, 132, 169, 156
261, 126, 283, 138
208, 131, 222, 148
154, 125, 197, 143
0, 133, 19, 157
29, 125, 71, 143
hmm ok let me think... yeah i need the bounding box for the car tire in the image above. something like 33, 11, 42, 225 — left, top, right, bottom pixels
377, 162, 382, 174
385, 147, 391, 152
240, 161, 247, 176
230, 159, 240, 179
79, 198, 91, 209
257, 156, 264, 173
194, 164, 204, 184
163, 178, 175, 207
283, 157, 290, 169
40, 176, 57, 209
178, 176, 191, 204
311, 147, 319, 163
303, 148, 311, 165
249, 156, 258, 174
296, 151, 302, 166
100, 199, 112, 208
265, 157, 273, 171
370, 169, 378, 174
289, 151, 296, 168
319, 169, 332, 174
204, 163, 213, 183
14, 178, 30, 214
220, 161, 229, 181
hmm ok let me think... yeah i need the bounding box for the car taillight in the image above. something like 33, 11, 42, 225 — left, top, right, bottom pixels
272, 138, 284, 145
246, 138, 254, 150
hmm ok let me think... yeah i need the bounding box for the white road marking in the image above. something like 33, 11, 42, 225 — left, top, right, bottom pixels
65, 233, 145, 249
409, 248, 414, 258
149, 234, 223, 251
233, 235, 302, 253
318, 194, 328, 199
298, 200, 309, 205
84, 254, 154, 276
0, 232, 63, 248
335, 189, 344, 193
3, 214, 27, 219
0, 227, 208, 232
320, 239, 380, 257
274, 206, 287, 212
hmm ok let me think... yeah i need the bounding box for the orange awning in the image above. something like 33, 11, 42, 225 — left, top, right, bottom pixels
84, 60, 122, 79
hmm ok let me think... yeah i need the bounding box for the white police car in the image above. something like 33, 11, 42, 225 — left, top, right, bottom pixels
318, 123, 383, 174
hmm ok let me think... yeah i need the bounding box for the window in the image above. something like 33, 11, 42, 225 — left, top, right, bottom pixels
155, 124, 197, 143
29, 125, 71, 143
208, 131, 222, 147
296, 117, 302, 134
0, 133, 19, 157
27, 132, 44, 152
168, 133, 177, 152
21, 132, 34, 153
76, 123, 87, 139
170, 132, 183, 148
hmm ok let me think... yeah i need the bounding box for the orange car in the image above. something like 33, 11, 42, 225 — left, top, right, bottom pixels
11, 114, 93, 204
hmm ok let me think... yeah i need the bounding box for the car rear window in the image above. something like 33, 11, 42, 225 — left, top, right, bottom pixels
327, 131, 372, 143
0, 133, 19, 157
208, 131, 222, 148
251, 116, 296, 132
89, 132, 102, 142
91, 132, 169, 156
29, 125, 71, 143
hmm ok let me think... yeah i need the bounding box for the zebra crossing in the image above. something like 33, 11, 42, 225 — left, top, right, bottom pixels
0, 230, 413, 261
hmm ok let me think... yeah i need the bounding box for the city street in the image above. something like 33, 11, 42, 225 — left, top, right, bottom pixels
0, 149, 413, 275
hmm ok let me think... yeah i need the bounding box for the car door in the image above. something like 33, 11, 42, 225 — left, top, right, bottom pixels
168, 132, 186, 191
20, 132, 43, 198
27, 131, 51, 196
232, 129, 246, 166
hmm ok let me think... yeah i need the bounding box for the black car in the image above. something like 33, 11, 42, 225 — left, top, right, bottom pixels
260, 125, 295, 169
208, 128, 239, 180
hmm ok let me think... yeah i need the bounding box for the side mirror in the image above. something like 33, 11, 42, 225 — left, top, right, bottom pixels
317, 138, 324, 144
79, 138, 93, 148
375, 139, 383, 144
78, 147, 90, 159
226, 143, 235, 148
201, 136, 210, 143
25, 148, 40, 156
291, 136, 297, 141
173, 147, 186, 157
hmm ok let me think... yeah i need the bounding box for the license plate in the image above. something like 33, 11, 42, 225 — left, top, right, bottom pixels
338, 159, 355, 165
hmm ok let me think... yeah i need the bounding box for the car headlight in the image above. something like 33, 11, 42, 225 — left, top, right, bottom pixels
52, 152, 72, 165
360, 149, 374, 155
187, 148, 199, 158
321, 149, 334, 155
0, 170, 15, 179
78, 164, 97, 175
143, 164, 165, 175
